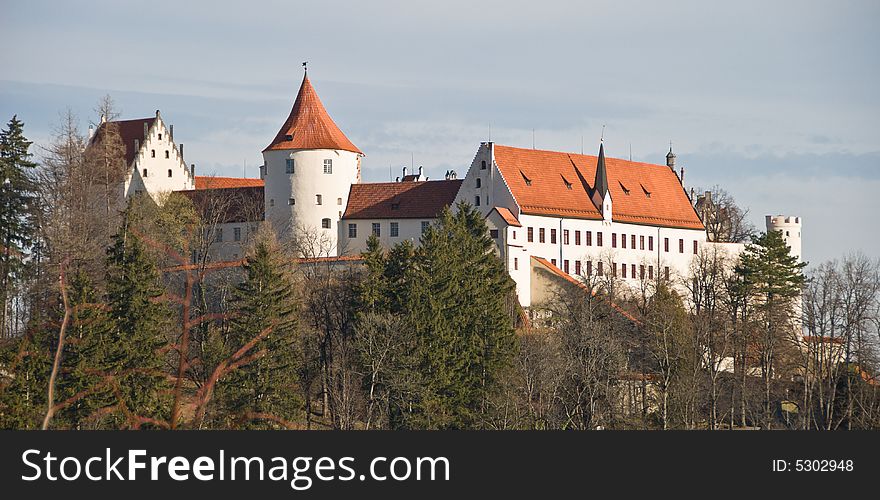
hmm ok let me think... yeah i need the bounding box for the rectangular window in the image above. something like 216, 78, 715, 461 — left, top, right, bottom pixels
514, 257, 519, 270
586, 231, 592, 246
321, 218, 331, 229
649, 236, 654, 251
490, 229, 499, 239
694, 240, 699, 254
475, 195, 481, 206
622, 263, 627, 278
598, 261, 604, 276
550, 229, 557, 244
233, 227, 241, 242
679, 239, 684, 253
563, 260, 569, 274
665, 266, 670, 280
215, 228, 223, 243
551, 258, 556, 266
640, 265, 645, 279
575, 260, 581, 276
527, 227, 534, 242
649, 265, 654, 280
587, 261, 593, 277
512, 230, 516, 240
575, 230, 581, 246
316, 194, 323, 205
539, 228, 545, 243
422, 221, 430, 234
372, 223, 380, 237
286, 158, 295, 174
631, 234, 636, 249
622, 233, 627, 249
563, 229, 569, 245
612, 262, 617, 277
167, 169, 172, 177
348, 223, 357, 238
323, 159, 332, 174
288, 198, 295, 206
597, 231, 603, 247
612, 233, 617, 248
664, 237, 669, 252
337, 197, 343, 205
632, 264, 636, 278
390, 222, 399, 237
640, 235, 645, 250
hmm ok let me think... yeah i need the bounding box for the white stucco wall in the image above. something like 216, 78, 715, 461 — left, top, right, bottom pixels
337, 218, 433, 255
262, 148, 361, 256
124, 113, 195, 202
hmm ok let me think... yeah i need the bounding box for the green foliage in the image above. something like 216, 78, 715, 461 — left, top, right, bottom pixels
736, 230, 806, 306
103, 215, 174, 427
214, 236, 300, 429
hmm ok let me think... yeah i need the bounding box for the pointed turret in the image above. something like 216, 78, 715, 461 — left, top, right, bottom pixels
263, 73, 362, 154
591, 141, 612, 221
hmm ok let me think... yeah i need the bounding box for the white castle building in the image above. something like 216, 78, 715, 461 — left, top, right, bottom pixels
90, 70, 802, 310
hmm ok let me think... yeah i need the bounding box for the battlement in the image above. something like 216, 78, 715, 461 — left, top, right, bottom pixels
766, 215, 801, 227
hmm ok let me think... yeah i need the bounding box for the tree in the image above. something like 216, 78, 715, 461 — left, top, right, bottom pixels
735, 230, 806, 428
0, 115, 39, 337
214, 234, 300, 429
103, 213, 174, 428
692, 185, 754, 243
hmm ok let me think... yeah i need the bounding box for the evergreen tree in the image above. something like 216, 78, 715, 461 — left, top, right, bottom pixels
217, 237, 299, 429
735, 229, 806, 428
104, 216, 173, 428
401, 202, 517, 429
0, 115, 39, 337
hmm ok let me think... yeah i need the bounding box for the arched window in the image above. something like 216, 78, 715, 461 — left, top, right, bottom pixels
143, 169, 148, 177
151, 150, 156, 158
165, 150, 169, 159
481, 160, 487, 170
474, 195, 481, 206
167, 169, 172, 177
476, 178, 481, 188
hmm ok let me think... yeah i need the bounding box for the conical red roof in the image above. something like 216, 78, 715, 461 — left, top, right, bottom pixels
263, 74, 362, 154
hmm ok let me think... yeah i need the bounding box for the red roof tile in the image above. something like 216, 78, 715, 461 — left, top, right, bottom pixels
493, 206, 522, 227
343, 180, 463, 219
264, 74, 363, 155
194, 176, 265, 190
90, 117, 156, 166
493, 145, 704, 230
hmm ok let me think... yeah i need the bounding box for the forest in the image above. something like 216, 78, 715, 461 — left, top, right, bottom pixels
1, 104, 879, 431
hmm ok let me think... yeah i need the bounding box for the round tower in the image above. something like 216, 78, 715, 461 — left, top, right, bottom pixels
765, 215, 802, 262
262, 71, 363, 256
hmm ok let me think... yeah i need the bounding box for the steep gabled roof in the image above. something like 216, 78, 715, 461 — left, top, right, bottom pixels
264, 74, 363, 154
492, 145, 704, 230
177, 185, 264, 224
194, 176, 265, 190
492, 207, 522, 227
91, 117, 156, 166
342, 180, 463, 219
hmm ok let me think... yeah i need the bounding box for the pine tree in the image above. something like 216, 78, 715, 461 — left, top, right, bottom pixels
0, 115, 39, 337
217, 237, 299, 429
735, 229, 806, 428
104, 216, 173, 428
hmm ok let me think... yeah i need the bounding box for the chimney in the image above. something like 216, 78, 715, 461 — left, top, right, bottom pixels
396, 176, 400, 182
680, 166, 685, 185
418, 165, 423, 179
402, 166, 408, 178
190, 163, 195, 177
88, 124, 94, 140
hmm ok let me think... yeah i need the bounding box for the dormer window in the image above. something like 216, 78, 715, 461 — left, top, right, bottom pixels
619, 181, 630, 195
520, 170, 531, 186
561, 175, 572, 190
391, 202, 400, 210
641, 184, 651, 198
285, 134, 293, 141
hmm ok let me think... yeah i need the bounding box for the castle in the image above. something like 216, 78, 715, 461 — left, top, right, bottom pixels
87, 70, 802, 309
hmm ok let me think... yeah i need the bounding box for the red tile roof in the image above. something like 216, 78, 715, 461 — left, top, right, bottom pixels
90, 117, 156, 166
493, 207, 522, 227
264, 74, 363, 155
194, 176, 265, 190
177, 185, 264, 223
493, 145, 704, 230
343, 180, 463, 219
532, 256, 640, 325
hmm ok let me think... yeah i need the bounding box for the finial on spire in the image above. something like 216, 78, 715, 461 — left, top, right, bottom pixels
600, 124, 606, 143
302, 61, 308, 73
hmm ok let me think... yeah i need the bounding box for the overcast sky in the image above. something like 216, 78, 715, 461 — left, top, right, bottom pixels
2, 0, 878, 265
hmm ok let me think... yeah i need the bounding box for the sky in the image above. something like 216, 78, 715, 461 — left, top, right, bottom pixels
1, 0, 878, 265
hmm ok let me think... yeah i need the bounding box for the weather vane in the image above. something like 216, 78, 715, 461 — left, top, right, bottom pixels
302, 61, 308, 73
